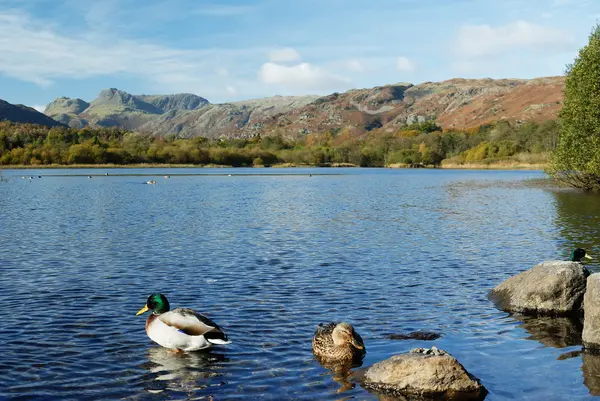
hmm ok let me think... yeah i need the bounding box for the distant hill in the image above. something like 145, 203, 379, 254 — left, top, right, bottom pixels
0, 99, 65, 127
44, 76, 565, 138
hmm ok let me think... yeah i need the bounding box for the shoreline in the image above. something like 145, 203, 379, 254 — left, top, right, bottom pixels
0, 162, 547, 170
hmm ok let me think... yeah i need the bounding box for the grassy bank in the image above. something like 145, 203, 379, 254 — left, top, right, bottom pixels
439, 162, 547, 170
2, 162, 546, 170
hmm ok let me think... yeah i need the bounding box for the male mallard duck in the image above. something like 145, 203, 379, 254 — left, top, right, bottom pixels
312, 322, 365, 363
136, 293, 231, 352
571, 248, 592, 262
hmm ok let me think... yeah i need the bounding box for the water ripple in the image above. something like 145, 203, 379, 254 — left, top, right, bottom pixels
0, 168, 598, 400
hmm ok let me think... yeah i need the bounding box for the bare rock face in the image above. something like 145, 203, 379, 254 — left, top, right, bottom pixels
583, 274, 600, 350
361, 347, 487, 400
488, 261, 589, 316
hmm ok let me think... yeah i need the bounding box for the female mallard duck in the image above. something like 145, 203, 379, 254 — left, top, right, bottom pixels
571, 248, 592, 262
136, 293, 231, 352
312, 322, 366, 363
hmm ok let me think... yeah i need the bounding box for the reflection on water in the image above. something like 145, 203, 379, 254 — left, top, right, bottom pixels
514, 315, 583, 349
583, 352, 600, 396
315, 357, 364, 394
141, 347, 229, 396
552, 189, 600, 265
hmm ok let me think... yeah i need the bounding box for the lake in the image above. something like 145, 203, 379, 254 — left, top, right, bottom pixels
1, 167, 600, 400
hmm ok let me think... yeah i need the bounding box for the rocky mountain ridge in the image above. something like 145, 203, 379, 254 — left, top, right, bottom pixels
0, 100, 65, 127
43, 76, 565, 138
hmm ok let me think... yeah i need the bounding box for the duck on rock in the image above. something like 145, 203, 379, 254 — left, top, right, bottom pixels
312, 322, 366, 364
136, 293, 231, 352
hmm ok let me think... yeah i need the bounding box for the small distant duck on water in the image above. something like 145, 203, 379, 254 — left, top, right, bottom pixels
136, 293, 231, 352
146, 180, 157, 185
571, 248, 592, 262
312, 322, 366, 364
164, 175, 170, 178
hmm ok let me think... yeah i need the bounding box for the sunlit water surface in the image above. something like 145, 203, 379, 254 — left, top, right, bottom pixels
2, 168, 600, 400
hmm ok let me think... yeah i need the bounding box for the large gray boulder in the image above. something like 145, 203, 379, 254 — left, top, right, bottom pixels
583, 274, 600, 350
488, 261, 589, 316
361, 347, 487, 400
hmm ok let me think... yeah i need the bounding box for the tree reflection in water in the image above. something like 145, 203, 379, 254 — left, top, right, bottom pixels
551, 189, 600, 267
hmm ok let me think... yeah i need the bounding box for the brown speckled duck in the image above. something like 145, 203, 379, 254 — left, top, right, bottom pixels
312, 322, 366, 363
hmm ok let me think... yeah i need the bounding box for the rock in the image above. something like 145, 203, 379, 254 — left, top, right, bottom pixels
361, 348, 487, 400
387, 331, 442, 341
516, 315, 583, 348
488, 261, 589, 316
583, 274, 600, 350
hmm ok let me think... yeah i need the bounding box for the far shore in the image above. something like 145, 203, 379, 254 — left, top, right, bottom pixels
0, 161, 547, 170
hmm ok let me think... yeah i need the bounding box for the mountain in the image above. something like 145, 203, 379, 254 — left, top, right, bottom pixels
44, 89, 210, 130
44, 76, 565, 138
0, 99, 65, 127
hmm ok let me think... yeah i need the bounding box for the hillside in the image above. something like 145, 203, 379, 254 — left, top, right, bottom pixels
0, 100, 65, 127
44, 76, 565, 138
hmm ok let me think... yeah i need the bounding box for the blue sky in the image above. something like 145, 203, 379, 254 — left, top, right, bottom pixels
0, 0, 597, 111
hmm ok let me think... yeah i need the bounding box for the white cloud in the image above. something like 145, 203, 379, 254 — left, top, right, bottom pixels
31, 104, 46, 113
455, 20, 573, 57
226, 85, 237, 95
396, 56, 415, 72
268, 47, 301, 62
258, 62, 350, 90
345, 59, 365, 72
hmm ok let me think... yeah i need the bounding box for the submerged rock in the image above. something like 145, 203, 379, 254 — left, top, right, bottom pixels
387, 331, 442, 341
488, 261, 589, 316
361, 347, 487, 400
583, 274, 600, 350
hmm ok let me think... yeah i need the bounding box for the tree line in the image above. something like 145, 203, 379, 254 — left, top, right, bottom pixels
0, 118, 559, 167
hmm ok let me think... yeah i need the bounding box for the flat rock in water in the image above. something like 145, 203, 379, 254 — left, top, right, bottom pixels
387, 331, 442, 341
361, 347, 487, 400
583, 274, 600, 350
488, 261, 589, 316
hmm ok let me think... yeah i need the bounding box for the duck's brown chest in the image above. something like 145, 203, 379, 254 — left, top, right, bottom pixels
145, 313, 157, 332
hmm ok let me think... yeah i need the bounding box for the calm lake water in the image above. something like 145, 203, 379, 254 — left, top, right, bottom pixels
2, 167, 600, 400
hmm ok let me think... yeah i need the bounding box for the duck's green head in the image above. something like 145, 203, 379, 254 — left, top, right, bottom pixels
136, 293, 170, 316
571, 248, 592, 262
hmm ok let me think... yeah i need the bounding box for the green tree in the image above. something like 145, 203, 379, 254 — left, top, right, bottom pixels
549, 24, 600, 190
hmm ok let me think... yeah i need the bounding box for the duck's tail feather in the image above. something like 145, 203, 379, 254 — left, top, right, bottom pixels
207, 338, 232, 345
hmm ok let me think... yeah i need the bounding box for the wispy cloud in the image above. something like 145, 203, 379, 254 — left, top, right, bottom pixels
194, 3, 257, 16
31, 104, 46, 113
0, 10, 255, 96
268, 47, 301, 63
455, 20, 574, 57
345, 60, 365, 72
396, 56, 415, 72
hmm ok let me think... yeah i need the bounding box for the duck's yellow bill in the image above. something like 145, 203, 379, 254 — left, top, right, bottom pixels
350, 338, 364, 350
585, 254, 593, 260
136, 305, 150, 315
